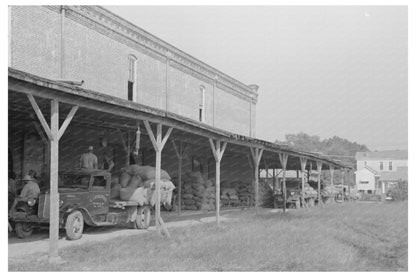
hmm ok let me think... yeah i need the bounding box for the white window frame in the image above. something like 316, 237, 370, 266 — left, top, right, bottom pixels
199, 85, 206, 122
128, 54, 138, 101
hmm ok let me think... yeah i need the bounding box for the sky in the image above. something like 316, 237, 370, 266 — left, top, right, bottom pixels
106, 5, 408, 151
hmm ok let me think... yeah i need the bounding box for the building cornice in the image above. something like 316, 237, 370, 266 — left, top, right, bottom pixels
47, 5, 259, 103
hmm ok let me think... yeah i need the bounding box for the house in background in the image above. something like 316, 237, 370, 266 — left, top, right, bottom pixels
355, 150, 408, 195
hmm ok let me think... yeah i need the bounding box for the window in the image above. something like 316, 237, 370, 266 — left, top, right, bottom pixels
359, 181, 369, 184
91, 176, 107, 190
389, 161, 392, 171
199, 85, 205, 122
380, 161, 383, 170
127, 55, 137, 101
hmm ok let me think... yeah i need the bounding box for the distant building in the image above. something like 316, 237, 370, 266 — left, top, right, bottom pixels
355, 150, 408, 194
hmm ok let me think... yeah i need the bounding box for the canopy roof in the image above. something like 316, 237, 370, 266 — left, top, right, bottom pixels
8, 67, 352, 171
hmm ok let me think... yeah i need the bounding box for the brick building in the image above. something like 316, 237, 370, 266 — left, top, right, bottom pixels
9, 5, 258, 137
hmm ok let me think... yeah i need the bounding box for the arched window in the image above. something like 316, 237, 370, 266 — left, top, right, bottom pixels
199, 85, 205, 122
127, 55, 137, 101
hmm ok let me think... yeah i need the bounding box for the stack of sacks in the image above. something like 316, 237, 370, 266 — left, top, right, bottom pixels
201, 179, 216, 211
145, 179, 176, 206
221, 188, 239, 206
181, 172, 205, 210
110, 165, 173, 207
304, 183, 318, 197
321, 186, 338, 197
258, 181, 274, 208
236, 181, 254, 206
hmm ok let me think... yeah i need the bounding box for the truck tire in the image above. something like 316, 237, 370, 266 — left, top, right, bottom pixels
131, 206, 151, 230
65, 210, 84, 240
15, 222, 33, 239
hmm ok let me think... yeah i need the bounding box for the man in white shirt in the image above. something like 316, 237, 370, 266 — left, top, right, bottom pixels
19, 175, 40, 200
80, 146, 98, 170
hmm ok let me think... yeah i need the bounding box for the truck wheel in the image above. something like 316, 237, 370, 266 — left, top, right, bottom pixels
65, 211, 84, 240
131, 206, 151, 230
15, 222, 33, 239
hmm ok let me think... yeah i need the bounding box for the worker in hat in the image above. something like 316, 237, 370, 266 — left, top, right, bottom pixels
19, 174, 40, 201
80, 146, 98, 170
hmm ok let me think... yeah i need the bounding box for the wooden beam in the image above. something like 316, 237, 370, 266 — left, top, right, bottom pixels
160, 127, 173, 150
48, 99, 59, 261
251, 147, 263, 214
279, 153, 288, 212
57, 105, 78, 140
26, 94, 53, 141
316, 160, 323, 205
208, 139, 227, 226
300, 157, 308, 208
145, 122, 173, 236
172, 140, 186, 216
143, 121, 158, 151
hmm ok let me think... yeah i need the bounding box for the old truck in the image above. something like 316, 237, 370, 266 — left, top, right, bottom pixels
274, 179, 317, 209
8, 170, 156, 240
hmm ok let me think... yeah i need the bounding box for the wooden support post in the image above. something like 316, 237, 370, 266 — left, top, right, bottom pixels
209, 138, 227, 226
49, 99, 59, 261
26, 95, 78, 262
300, 157, 308, 208
347, 169, 351, 201
250, 147, 264, 214
329, 165, 335, 203
172, 140, 186, 216
316, 161, 323, 206
279, 153, 288, 212
143, 121, 173, 236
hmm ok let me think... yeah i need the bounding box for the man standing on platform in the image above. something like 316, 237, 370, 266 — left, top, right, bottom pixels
80, 146, 98, 170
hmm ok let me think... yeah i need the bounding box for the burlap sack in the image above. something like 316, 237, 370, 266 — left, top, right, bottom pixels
182, 193, 194, 199
128, 175, 142, 189
184, 199, 195, 205
129, 187, 147, 205
120, 172, 131, 188
120, 186, 135, 201
125, 165, 171, 181
110, 184, 121, 199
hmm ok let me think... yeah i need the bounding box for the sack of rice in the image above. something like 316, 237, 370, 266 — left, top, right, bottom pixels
120, 172, 131, 188
128, 175, 142, 189
129, 165, 171, 181
120, 186, 136, 201
184, 199, 195, 206
111, 176, 120, 186
110, 184, 121, 199
129, 187, 147, 205
183, 193, 194, 199
185, 205, 198, 210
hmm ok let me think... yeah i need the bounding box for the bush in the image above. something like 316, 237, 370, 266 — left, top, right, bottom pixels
388, 180, 408, 201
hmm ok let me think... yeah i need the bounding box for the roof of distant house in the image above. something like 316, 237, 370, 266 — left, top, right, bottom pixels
380, 167, 408, 181
356, 150, 407, 161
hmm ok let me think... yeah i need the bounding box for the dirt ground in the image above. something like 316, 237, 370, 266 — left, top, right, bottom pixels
8, 208, 243, 258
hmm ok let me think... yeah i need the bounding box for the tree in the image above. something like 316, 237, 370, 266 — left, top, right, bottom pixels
276, 133, 369, 167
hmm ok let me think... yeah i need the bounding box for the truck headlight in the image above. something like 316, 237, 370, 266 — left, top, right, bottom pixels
290, 192, 295, 196
59, 200, 64, 207
28, 199, 36, 206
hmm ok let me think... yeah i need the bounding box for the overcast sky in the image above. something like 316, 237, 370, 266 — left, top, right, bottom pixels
107, 5, 408, 151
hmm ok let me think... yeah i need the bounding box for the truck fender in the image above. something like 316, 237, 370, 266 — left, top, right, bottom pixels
62, 207, 94, 226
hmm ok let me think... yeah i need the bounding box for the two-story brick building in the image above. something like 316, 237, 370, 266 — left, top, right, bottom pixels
8, 5, 352, 257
